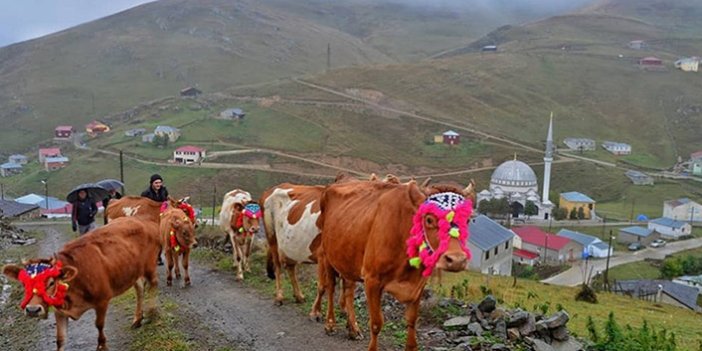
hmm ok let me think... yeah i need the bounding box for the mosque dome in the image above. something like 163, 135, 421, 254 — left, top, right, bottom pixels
490, 160, 538, 188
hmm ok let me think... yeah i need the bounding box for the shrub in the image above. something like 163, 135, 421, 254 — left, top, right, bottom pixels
588, 312, 679, 351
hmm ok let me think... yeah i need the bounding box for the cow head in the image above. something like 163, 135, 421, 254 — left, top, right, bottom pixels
3, 258, 78, 318
406, 183, 474, 276
164, 208, 198, 251
231, 201, 261, 236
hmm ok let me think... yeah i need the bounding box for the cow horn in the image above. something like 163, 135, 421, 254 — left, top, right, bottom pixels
369, 173, 378, 181
420, 177, 432, 189
463, 179, 476, 200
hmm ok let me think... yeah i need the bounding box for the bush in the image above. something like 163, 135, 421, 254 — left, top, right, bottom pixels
553, 207, 568, 221
588, 312, 679, 351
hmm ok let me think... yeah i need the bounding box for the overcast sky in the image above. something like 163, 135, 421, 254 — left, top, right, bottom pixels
0, 0, 153, 47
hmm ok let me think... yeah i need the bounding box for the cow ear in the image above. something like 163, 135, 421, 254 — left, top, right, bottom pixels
234, 203, 244, 211
3, 264, 22, 281
60, 265, 78, 283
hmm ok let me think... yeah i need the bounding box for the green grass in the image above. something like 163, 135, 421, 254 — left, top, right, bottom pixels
600, 246, 702, 283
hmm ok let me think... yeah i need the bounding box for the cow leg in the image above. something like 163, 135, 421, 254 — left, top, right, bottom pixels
234, 240, 244, 281
165, 249, 174, 287
132, 278, 145, 328
285, 263, 305, 303
308, 260, 326, 320
244, 237, 252, 273
322, 262, 338, 334
95, 302, 109, 350
145, 267, 159, 318
403, 299, 420, 351
56, 312, 68, 351
272, 248, 285, 305
183, 250, 191, 286
365, 277, 384, 351
343, 279, 362, 340
174, 250, 182, 280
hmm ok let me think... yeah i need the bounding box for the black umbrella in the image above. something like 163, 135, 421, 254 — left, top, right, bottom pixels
96, 179, 125, 192
66, 183, 109, 203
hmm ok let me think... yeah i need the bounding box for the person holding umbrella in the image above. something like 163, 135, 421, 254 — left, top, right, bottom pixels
97, 179, 125, 225
72, 189, 98, 235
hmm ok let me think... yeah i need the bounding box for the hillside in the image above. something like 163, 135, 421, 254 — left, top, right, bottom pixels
584, 0, 702, 34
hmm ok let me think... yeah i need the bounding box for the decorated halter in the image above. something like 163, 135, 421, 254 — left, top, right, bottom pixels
234, 203, 261, 236
160, 201, 196, 222
406, 192, 473, 277
17, 261, 69, 310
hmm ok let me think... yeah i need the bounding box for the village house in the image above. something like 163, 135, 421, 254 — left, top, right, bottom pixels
85, 120, 110, 136
0, 162, 23, 177
625, 170, 654, 185
442, 130, 460, 145
15, 193, 72, 217
563, 137, 595, 151
614, 280, 701, 312
142, 133, 156, 143
663, 198, 702, 222
54, 126, 74, 140
512, 226, 581, 263
674, 57, 700, 72
38, 148, 61, 163
173, 145, 206, 165
180, 86, 202, 97
602, 141, 631, 155
618, 226, 659, 245
693, 160, 702, 176
638, 56, 664, 70
467, 215, 515, 276
9, 154, 28, 165
0, 199, 40, 220
154, 125, 181, 142
648, 217, 692, 239
125, 128, 146, 137
557, 229, 612, 258
627, 40, 647, 50
559, 191, 596, 219
481, 45, 498, 52
691, 151, 702, 161
512, 248, 539, 266
673, 275, 702, 294
45, 156, 69, 171
220, 108, 246, 120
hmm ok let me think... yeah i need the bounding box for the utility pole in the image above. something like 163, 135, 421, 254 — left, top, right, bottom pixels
211, 184, 217, 226
326, 43, 331, 71
630, 198, 635, 223
604, 230, 614, 292
1, 183, 4, 200
119, 150, 125, 194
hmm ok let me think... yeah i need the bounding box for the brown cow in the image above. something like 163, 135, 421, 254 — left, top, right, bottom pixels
318, 180, 474, 350
105, 195, 167, 223
2, 217, 161, 351
161, 205, 198, 287
219, 189, 261, 281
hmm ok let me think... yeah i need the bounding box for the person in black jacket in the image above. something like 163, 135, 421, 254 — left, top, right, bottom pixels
72, 190, 98, 235
102, 190, 122, 225
141, 174, 169, 202
141, 173, 168, 265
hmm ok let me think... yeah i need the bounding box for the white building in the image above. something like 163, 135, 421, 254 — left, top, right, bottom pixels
557, 229, 612, 258
467, 215, 515, 276
563, 137, 595, 151
174, 145, 206, 164
648, 217, 692, 239
478, 115, 554, 220
602, 141, 631, 155
675, 57, 700, 72
663, 198, 702, 222
154, 125, 181, 142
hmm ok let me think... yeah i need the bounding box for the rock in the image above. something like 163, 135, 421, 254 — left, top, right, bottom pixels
506, 310, 529, 328
480, 319, 492, 330
507, 328, 520, 341
425, 328, 447, 339
531, 338, 556, 351
466, 322, 483, 336
489, 307, 507, 321
491, 344, 509, 351
535, 320, 550, 338
431, 347, 450, 351
552, 338, 586, 351
519, 314, 537, 336
454, 343, 473, 351
451, 336, 473, 345
444, 316, 472, 330
276, 331, 285, 338
551, 326, 570, 341
544, 311, 570, 329
478, 295, 497, 313
494, 318, 507, 340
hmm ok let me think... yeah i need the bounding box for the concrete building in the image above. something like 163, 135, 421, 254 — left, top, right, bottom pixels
513, 226, 581, 263
8, 154, 28, 165
648, 217, 692, 239
675, 57, 700, 72
0, 199, 40, 220
0, 162, 23, 177
154, 126, 181, 142
625, 170, 654, 185
467, 215, 515, 276
563, 137, 595, 151
557, 229, 612, 258
173, 146, 206, 164
559, 192, 596, 219
38, 148, 61, 163
663, 198, 702, 222
602, 141, 631, 155
618, 226, 659, 245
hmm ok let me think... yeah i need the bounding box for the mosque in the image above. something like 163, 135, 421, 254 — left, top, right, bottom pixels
477, 115, 554, 220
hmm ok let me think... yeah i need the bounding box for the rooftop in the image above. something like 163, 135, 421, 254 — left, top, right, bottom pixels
443, 130, 460, 136
55, 125, 73, 131
664, 198, 697, 208
155, 125, 180, 133
513, 248, 539, 260
175, 145, 206, 153
468, 215, 514, 251
557, 229, 600, 246
0, 199, 39, 217
616, 280, 700, 311
39, 148, 61, 155
45, 156, 69, 163
512, 226, 571, 250
619, 226, 654, 237
0, 162, 22, 169
560, 191, 595, 203
650, 217, 689, 229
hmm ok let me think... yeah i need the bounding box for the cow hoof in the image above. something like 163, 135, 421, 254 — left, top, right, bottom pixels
175, 273, 181, 280
348, 327, 363, 340
308, 313, 322, 322
131, 319, 142, 329
324, 323, 336, 335
274, 299, 284, 306
166, 279, 173, 287
96, 344, 108, 351
184, 279, 191, 287
294, 296, 305, 304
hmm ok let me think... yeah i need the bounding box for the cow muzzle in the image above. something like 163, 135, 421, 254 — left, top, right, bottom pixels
25, 304, 46, 318
438, 252, 468, 272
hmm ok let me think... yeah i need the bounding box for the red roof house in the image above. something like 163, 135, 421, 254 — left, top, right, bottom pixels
513, 226, 582, 263
173, 145, 206, 164
54, 126, 74, 140
690, 151, 702, 161
512, 248, 540, 266
38, 148, 61, 163
639, 56, 663, 67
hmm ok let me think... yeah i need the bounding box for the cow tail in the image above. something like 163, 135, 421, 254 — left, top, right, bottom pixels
260, 194, 277, 280
266, 248, 276, 280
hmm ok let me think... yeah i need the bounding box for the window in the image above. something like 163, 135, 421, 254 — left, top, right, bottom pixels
485, 251, 490, 260
505, 241, 509, 250
494, 247, 498, 256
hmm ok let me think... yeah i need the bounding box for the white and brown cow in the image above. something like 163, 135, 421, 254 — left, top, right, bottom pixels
219, 189, 261, 281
